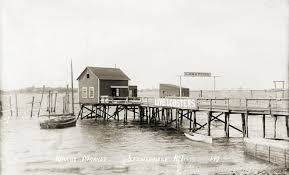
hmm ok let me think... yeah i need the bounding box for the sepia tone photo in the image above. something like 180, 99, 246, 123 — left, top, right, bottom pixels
0, 0, 289, 174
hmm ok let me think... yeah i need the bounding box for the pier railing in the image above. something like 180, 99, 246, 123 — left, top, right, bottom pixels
99, 96, 289, 115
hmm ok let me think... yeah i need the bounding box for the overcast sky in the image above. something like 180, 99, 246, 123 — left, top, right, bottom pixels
1, 0, 288, 90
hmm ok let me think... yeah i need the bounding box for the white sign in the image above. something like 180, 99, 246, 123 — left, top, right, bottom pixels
154, 98, 197, 109
184, 72, 211, 77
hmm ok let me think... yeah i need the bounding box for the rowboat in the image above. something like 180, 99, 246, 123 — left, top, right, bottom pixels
39, 114, 76, 129
184, 132, 213, 144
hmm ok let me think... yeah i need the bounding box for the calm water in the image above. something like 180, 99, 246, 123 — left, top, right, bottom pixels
1, 93, 288, 174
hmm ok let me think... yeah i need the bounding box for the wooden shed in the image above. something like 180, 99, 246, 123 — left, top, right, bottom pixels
77, 67, 134, 104
159, 84, 190, 98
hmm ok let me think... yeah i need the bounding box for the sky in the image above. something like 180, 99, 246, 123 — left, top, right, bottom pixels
1, 0, 288, 90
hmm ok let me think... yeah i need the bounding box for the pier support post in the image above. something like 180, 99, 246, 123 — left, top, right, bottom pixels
241, 113, 246, 137
224, 112, 227, 131
193, 111, 197, 132
189, 110, 192, 131
176, 109, 179, 129
245, 113, 249, 137
262, 114, 266, 138
273, 115, 277, 138
133, 106, 135, 120
285, 116, 289, 137
225, 113, 230, 138
207, 111, 212, 136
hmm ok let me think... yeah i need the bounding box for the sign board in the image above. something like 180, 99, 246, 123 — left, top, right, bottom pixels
154, 98, 197, 109
184, 72, 211, 77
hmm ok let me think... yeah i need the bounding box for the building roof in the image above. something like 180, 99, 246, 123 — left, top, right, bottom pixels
77, 67, 130, 80
160, 83, 189, 89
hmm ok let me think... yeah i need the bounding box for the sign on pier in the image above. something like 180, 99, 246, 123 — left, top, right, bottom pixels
184, 72, 211, 77
154, 98, 197, 109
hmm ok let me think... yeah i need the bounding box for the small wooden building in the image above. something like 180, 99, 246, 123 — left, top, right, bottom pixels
159, 83, 190, 98
77, 67, 137, 104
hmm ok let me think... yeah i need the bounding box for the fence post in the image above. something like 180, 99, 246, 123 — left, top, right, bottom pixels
30, 96, 34, 117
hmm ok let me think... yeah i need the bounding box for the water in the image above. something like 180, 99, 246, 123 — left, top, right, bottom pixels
1, 93, 288, 174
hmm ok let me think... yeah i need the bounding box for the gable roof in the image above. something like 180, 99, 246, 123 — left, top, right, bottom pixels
160, 83, 189, 89
77, 67, 130, 80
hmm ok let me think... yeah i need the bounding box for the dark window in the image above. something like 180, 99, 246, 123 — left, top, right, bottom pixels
86, 74, 90, 78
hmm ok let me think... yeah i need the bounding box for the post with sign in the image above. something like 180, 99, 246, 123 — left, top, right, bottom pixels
183, 72, 220, 98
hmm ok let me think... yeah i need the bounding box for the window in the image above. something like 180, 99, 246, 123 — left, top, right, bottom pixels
82, 87, 87, 98
86, 74, 90, 78
116, 88, 120, 97
89, 87, 94, 98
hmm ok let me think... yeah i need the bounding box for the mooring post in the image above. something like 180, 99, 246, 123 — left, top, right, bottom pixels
15, 93, 18, 117
262, 114, 266, 138
9, 96, 12, 117
30, 96, 35, 118
38, 85, 45, 117
50, 93, 53, 113
207, 111, 212, 136
48, 91, 51, 118
273, 115, 277, 138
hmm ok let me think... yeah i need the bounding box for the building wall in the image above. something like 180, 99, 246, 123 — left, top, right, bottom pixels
78, 69, 99, 104
159, 84, 189, 97
99, 80, 129, 97
129, 86, 138, 97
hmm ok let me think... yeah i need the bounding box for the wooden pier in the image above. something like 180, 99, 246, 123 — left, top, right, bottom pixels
77, 97, 289, 139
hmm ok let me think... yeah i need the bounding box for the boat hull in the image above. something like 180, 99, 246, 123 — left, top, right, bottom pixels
40, 116, 77, 129
184, 133, 213, 144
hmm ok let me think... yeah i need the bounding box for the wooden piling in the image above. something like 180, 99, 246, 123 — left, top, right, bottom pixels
262, 114, 266, 138
0, 101, 2, 116
38, 85, 45, 117
189, 110, 192, 131
286, 116, 289, 137
207, 111, 211, 136
30, 96, 34, 118
66, 84, 70, 112
225, 113, 230, 138
176, 109, 178, 129
48, 91, 51, 118
9, 96, 12, 117
224, 112, 227, 131
273, 115, 277, 138
53, 93, 57, 112
193, 111, 196, 131
245, 113, 249, 137
241, 113, 246, 137
15, 93, 18, 117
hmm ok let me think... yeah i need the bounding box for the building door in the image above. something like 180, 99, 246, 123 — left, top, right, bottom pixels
111, 88, 120, 97
112, 88, 116, 97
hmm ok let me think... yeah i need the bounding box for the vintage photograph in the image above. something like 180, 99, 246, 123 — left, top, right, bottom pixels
0, 0, 288, 174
